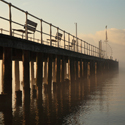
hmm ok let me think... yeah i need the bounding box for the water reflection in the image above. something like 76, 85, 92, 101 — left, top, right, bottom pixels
0, 70, 119, 125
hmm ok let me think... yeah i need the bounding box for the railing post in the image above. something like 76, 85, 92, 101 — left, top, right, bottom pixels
91, 45, 92, 55
73, 36, 75, 51
57, 27, 59, 47
63, 31, 65, 49
25, 11, 28, 40
84, 42, 85, 54
50, 24, 52, 46
40, 19, 43, 44
76, 37, 78, 52
81, 40, 82, 53
9, 3, 12, 36
1, 28, 3, 33
87, 43, 88, 55
89, 44, 90, 55
92, 46, 93, 56
68, 33, 70, 50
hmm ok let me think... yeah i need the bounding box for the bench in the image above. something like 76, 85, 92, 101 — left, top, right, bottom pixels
65, 39, 76, 50
47, 32, 63, 45
13, 19, 37, 39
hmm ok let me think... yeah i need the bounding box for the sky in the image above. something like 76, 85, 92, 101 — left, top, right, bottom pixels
0, 0, 125, 68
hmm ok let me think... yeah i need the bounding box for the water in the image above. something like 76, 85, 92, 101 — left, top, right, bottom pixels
0, 69, 125, 125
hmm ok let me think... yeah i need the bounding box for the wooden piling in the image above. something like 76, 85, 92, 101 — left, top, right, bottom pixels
36, 52, 43, 98
2, 47, 12, 95
80, 59, 82, 78
48, 55, 52, 89
76, 60, 78, 80
31, 61, 35, 88
62, 56, 65, 82
22, 50, 30, 99
56, 55, 60, 83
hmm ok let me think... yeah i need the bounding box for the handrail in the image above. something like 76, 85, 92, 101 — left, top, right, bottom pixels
0, 0, 106, 59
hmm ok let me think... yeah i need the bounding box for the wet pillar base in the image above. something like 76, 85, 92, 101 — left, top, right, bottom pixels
33, 85, 37, 98
15, 90, 22, 106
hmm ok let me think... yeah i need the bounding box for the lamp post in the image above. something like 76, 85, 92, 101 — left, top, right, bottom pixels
75, 23, 77, 38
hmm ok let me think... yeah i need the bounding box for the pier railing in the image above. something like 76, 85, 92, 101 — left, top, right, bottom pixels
0, 0, 105, 58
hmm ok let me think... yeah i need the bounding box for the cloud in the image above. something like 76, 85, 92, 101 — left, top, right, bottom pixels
78, 28, 125, 67
79, 28, 125, 46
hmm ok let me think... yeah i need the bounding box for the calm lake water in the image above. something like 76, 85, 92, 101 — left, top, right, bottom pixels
0, 68, 125, 125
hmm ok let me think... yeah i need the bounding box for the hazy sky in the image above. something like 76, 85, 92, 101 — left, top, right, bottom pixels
0, 0, 125, 67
